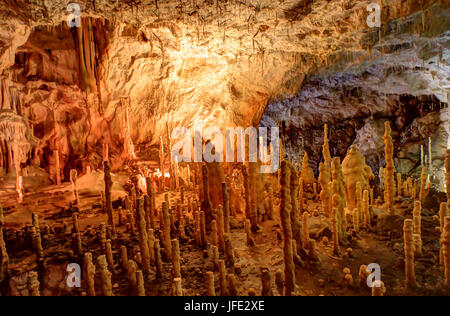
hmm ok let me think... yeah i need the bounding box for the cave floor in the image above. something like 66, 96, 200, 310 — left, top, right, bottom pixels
1, 172, 447, 296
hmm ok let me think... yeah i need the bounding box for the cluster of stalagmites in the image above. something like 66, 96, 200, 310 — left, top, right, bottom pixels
1, 120, 450, 296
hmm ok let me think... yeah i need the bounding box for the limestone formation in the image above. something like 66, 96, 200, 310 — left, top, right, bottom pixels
440, 203, 449, 267
97, 255, 113, 296
84, 252, 96, 296
104, 162, 116, 235
280, 160, 295, 296
137, 199, 151, 276
70, 169, 80, 205
413, 201, 423, 256
206, 271, 215, 296
171, 239, 181, 279
162, 201, 172, 261
443, 217, 450, 289
0, 205, 9, 283
383, 122, 396, 215
301, 152, 316, 184
27, 271, 40, 296
404, 220, 417, 289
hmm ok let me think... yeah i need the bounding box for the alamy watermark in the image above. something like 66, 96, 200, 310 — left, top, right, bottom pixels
367, 3, 381, 28
66, 3, 81, 28
171, 126, 280, 174
366, 263, 382, 288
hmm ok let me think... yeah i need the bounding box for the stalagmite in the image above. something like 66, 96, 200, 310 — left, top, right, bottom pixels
342, 146, 367, 215
27, 271, 40, 296
171, 239, 181, 279
261, 268, 273, 296
172, 278, 183, 296
0, 205, 9, 283
242, 164, 256, 231
218, 260, 228, 296
162, 201, 172, 261
212, 246, 219, 270
54, 149, 61, 185
227, 274, 238, 296
446, 150, 450, 207
97, 255, 113, 296
222, 182, 231, 234
99, 223, 107, 252
104, 162, 116, 236
120, 246, 128, 273
384, 122, 395, 215
72, 233, 83, 257
413, 201, 423, 256
31, 226, 44, 260
404, 220, 417, 288
372, 281, 386, 296
154, 239, 163, 280
223, 233, 235, 267
280, 161, 295, 296
275, 270, 284, 296
105, 239, 115, 274
216, 206, 225, 252
319, 163, 331, 217
331, 205, 340, 256
136, 270, 146, 296
302, 212, 310, 250
200, 211, 207, 248
443, 217, 450, 289
211, 220, 218, 247
301, 152, 315, 184
84, 253, 96, 296
137, 199, 151, 276
206, 271, 216, 296
363, 190, 371, 229
440, 203, 448, 267
397, 173, 402, 197
245, 220, 255, 246
70, 169, 80, 205
419, 167, 428, 204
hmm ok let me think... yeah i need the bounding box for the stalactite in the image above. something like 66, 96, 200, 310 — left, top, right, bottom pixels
121, 97, 136, 160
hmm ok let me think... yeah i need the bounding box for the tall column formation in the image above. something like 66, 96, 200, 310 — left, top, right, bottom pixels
383, 122, 395, 215
443, 217, 450, 289
217, 206, 226, 252
70, 169, 80, 205
104, 161, 116, 236
137, 199, 151, 277
280, 160, 295, 296
171, 239, 181, 279
0, 205, 9, 283
331, 202, 340, 256
404, 219, 417, 288
363, 190, 371, 229
27, 271, 40, 296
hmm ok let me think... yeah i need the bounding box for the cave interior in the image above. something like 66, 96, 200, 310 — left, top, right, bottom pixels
0, 0, 450, 297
